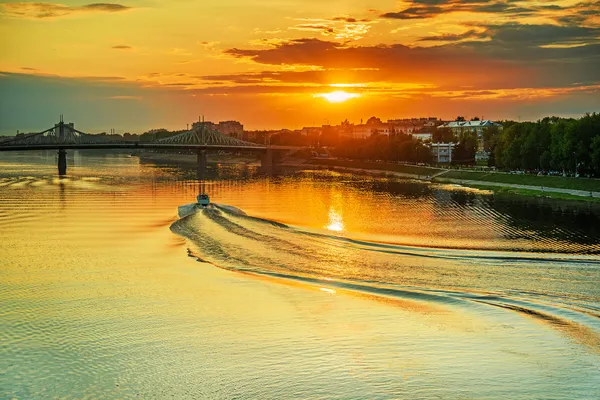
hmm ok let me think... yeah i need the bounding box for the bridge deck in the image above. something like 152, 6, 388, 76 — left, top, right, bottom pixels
0, 143, 272, 152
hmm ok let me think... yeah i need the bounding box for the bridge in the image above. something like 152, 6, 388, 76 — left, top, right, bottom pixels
0, 117, 299, 175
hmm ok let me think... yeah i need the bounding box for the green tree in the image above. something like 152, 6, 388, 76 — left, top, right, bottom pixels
591, 135, 600, 174
433, 127, 455, 143
453, 132, 477, 165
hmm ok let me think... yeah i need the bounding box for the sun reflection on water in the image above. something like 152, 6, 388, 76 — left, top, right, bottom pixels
325, 207, 344, 232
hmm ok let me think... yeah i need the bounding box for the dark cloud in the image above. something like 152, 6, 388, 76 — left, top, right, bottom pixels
484, 23, 600, 46
418, 29, 483, 42
381, 6, 442, 20
81, 3, 130, 12
112, 45, 133, 50
291, 24, 335, 34
380, 0, 574, 20
223, 23, 600, 90
552, 1, 600, 26
331, 16, 370, 23
1, 2, 132, 19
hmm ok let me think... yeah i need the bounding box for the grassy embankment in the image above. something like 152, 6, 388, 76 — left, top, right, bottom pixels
309, 159, 600, 202
309, 159, 442, 177
437, 170, 600, 192
464, 184, 600, 203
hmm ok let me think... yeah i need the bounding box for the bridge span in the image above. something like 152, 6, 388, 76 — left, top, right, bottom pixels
0, 118, 303, 175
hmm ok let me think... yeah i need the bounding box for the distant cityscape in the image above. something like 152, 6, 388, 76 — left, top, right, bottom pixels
7, 115, 502, 164
6, 113, 599, 175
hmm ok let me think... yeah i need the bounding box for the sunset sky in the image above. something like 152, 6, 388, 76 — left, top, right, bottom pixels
1, 0, 599, 134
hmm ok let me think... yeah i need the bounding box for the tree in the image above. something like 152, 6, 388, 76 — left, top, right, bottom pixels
482, 125, 499, 152
320, 125, 340, 147
591, 135, 600, 174
433, 127, 455, 143
453, 132, 477, 165
455, 116, 465, 122
366, 116, 382, 125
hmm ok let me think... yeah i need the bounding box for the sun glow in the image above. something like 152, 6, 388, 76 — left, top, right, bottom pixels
315, 90, 360, 103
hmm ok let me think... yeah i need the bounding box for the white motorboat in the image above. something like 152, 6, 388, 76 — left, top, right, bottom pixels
197, 193, 210, 207
178, 194, 210, 218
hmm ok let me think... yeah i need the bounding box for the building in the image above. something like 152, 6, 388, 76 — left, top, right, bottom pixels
192, 121, 217, 131
411, 133, 433, 141
300, 127, 322, 137
389, 118, 441, 134
442, 120, 503, 158
442, 120, 502, 142
349, 123, 389, 138
475, 151, 490, 162
191, 120, 244, 139
430, 143, 454, 163
54, 122, 75, 141
217, 121, 243, 139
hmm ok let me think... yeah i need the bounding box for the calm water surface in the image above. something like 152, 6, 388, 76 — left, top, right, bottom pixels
1, 151, 599, 399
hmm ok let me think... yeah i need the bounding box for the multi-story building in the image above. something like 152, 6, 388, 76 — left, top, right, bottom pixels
430, 143, 454, 163
192, 121, 217, 131
54, 122, 75, 141
350, 123, 392, 138
442, 120, 502, 138
217, 121, 244, 139
442, 120, 503, 159
411, 133, 433, 141
300, 127, 322, 137
191, 120, 244, 139
389, 117, 441, 134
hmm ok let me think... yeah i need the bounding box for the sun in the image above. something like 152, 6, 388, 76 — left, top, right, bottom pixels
315, 90, 360, 103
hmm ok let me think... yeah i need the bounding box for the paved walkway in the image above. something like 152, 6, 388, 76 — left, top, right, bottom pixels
438, 178, 600, 199
431, 169, 452, 178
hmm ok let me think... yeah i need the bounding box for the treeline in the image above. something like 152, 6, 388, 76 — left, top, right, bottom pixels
489, 113, 600, 175
331, 133, 432, 163
138, 129, 185, 142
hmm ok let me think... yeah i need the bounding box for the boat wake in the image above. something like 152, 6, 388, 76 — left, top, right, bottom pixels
170, 203, 600, 351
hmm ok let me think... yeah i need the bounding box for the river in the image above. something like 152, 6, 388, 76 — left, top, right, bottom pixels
1, 150, 599, 399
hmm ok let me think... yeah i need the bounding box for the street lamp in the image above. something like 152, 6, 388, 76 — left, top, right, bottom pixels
573, 151, 578, 177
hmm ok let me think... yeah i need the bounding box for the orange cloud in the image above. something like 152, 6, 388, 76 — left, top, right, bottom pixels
1, 2, 132, 19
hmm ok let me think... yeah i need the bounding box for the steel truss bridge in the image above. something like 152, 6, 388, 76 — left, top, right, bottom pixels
0, 118, 298, 174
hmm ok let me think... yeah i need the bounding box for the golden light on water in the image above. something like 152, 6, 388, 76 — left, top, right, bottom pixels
315, 90, 360, 103
325, 207, 345, 232
319, 287, 336, 294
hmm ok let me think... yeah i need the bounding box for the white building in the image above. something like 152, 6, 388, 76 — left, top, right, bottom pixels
442, 120, 502, 136
411, 133, 433, 141
431, 143, 454, 163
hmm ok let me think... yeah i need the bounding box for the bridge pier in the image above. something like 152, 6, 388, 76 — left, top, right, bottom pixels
197, 150, 207, 174
260, 149, 273, 175
58, 149, 67, 175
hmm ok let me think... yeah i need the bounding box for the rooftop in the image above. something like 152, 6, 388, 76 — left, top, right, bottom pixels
443, 120, 502, 128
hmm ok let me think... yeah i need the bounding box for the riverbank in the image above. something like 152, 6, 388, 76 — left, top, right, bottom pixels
308, 159, 600, 203
130, 153, 600, 203
308, 159, 442, 177
439, 170, 600, 192
439, 180, 600, 204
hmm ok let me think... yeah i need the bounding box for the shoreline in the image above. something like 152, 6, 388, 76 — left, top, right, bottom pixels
307, 160, 600, 204
434, 179, 600, 205
131, 152, 600, 204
